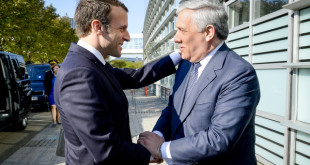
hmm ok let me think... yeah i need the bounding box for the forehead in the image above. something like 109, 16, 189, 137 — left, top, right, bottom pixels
109, 6, 128, 26
176, 9, 195, 27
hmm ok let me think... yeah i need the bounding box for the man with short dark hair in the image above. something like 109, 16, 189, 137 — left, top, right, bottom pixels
54, 0, 180, 164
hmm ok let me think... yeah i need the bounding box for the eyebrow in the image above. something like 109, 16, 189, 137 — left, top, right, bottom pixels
177, 27, 187, 31
118, 25, 127, 30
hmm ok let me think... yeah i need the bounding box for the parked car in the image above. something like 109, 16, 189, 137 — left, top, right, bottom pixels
26, 64, 50, 111
0, 51, 31, 130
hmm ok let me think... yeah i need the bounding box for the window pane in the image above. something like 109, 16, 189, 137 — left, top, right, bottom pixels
11, 59, 20, 81
256, 69, 286, 116
228, 0, 249, 28
297, 69, 310, 124
254, 0, 288, 19
295, 131, 310, 165
27, 66, 50, 80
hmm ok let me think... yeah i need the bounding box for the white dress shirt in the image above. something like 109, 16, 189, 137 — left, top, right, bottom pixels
154, 41, 224, 165
77, 40, 106, 65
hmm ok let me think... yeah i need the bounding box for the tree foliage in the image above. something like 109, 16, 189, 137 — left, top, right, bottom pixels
0, 0, 78, 63
110, 59, 143, 69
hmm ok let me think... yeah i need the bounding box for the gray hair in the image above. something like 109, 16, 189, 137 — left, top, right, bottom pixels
176, 0, 229, 40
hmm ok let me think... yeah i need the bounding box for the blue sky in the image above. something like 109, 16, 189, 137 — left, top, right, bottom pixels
44, 0, 149, 34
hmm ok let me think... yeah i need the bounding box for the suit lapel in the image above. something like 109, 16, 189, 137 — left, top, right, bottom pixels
178, 43, 229, 123
95, 61, 128, 102
173, 61, 192, 115
69, 43, 128, 103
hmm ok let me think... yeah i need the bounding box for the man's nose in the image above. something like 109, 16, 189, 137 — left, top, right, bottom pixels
174, 32, 181, 43
124, 31, 130, 41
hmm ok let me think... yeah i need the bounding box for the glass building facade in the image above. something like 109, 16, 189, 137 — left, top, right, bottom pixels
143, 0, 310, 164
111, 33, 143, 62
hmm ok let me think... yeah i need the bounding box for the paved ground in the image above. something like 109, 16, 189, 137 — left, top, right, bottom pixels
0, 111, 52, 164
0, 88, 168, 165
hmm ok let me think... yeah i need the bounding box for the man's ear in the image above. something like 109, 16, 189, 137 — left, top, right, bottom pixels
204, 25, 215, 42
91, 20, 104, 35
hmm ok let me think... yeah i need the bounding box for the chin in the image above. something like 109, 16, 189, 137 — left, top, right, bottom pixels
110, 53, 121, 58
181, 54, 190, 61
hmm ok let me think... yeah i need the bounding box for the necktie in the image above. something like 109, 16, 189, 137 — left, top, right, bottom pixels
184, 62, 201, 100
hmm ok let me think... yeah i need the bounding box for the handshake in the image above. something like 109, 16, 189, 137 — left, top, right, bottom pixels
138, 131, 165, 164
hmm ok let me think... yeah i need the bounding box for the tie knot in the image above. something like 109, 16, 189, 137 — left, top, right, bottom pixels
193, 62, 201, 70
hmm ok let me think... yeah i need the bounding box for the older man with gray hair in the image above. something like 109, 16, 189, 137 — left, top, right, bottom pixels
138, 0, 260, 164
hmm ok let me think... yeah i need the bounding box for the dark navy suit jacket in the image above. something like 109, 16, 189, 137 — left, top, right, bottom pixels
153, 43, 260, 165
54, 43, 176, 165
44, 69, 53, 96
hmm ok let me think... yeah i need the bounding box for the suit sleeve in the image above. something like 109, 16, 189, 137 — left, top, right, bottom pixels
152, 93, 174, 140
170, 65, 260, 164
113, 55, 176, 89
59, 67, 150, 164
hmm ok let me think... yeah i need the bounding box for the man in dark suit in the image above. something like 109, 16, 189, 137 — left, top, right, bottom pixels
54, 0, 180, 164
138, 0, 260, 164
44, 59, 58, 97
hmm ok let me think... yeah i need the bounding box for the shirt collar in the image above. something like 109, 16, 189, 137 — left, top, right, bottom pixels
199, 41, 224, 67
196, 41, 224, 78
77, 40, 106, 65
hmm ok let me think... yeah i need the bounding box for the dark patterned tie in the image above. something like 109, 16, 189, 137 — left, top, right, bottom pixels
184, 62, 201, 100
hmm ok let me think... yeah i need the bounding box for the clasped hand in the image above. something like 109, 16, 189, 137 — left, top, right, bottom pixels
138, 131, 164, 164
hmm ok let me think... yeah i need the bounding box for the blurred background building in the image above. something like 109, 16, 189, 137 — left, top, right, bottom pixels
143, 0, 310, 165
69, 18, 75, 29
110, 33, 143, 62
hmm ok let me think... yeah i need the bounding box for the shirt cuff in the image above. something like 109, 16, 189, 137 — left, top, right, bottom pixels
153, 130, 165, 140
161, 141, 173, 164
169, 52, 181, 66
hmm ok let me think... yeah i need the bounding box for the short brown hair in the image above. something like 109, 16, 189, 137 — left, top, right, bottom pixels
74, 0, 128, 38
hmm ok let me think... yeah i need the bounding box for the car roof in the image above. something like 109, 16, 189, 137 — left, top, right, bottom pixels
0, 51, 23, 58
27, 64, 50, 67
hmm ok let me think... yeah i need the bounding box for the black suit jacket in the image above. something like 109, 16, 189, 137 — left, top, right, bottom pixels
44, 69, 53, 95
54, 43, 176, 165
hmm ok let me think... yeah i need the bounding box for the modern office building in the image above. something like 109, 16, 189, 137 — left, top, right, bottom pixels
143, 0, 180, 100
110, 33, 143, 62
69, 18, 75, 29
143, 0, 310, 164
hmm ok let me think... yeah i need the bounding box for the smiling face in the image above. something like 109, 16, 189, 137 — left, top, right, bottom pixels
101, 6, 130, 58
174, 9, 209, 63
